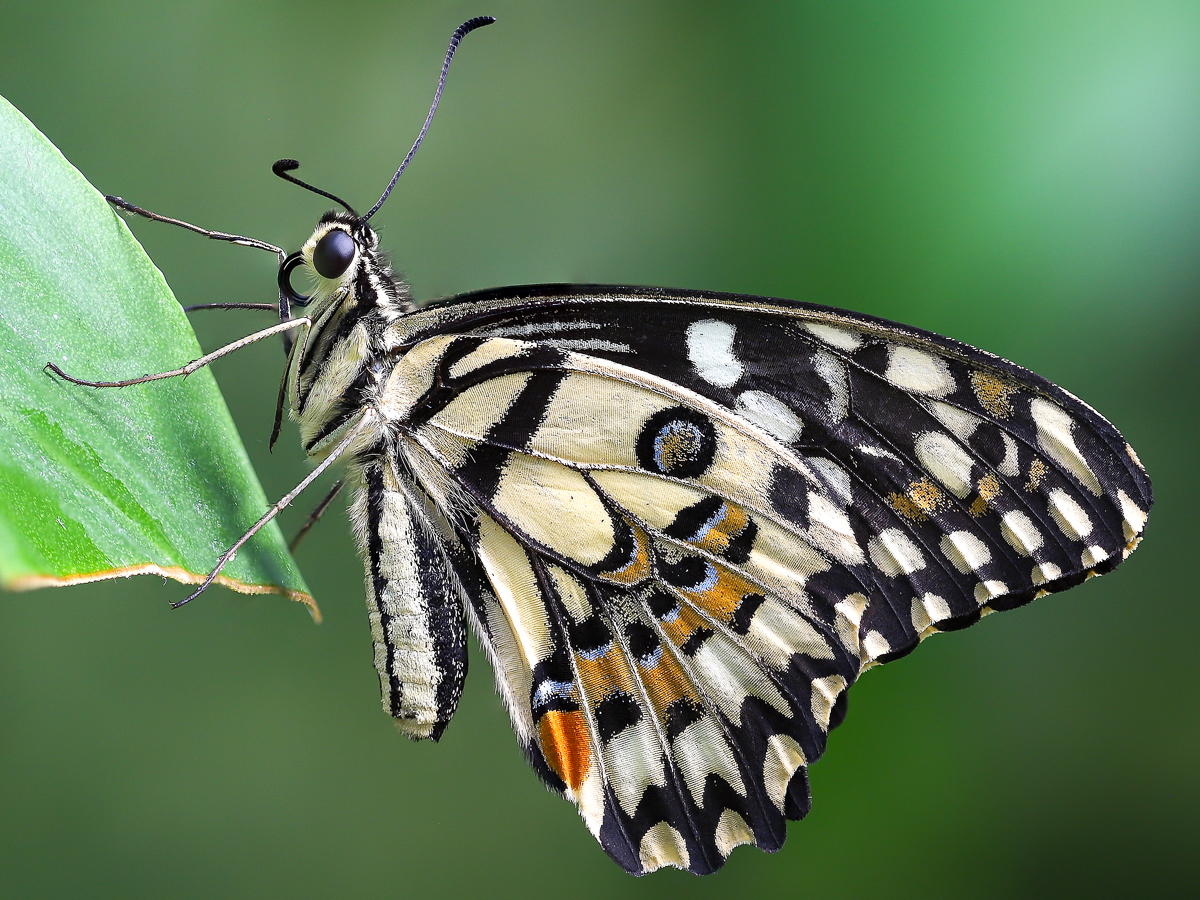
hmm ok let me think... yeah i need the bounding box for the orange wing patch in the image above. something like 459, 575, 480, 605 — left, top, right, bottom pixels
539, 709, 592, 792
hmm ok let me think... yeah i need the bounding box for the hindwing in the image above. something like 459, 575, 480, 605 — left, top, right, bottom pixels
371, 285, 1150, 874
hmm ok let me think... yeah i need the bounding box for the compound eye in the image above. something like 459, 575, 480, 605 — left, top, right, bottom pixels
312, 229, 356, 279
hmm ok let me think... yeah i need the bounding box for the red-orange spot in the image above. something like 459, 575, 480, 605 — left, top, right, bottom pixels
538, 709, 591, 792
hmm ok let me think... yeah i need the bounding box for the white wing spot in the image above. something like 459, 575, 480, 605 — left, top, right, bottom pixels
884, 346, 955, 396
868, 529, 926, 576
914, 431, 975, 498
974, 580, 1007, 603
926, 400, 982, 440
736, 390, 803, 442
686, 319, 743, 387
1048, 488, 1093, 541
1033, 562, 1062, 584
940, 530, 992, 574
813, 350, 849, 422
1030, 398, 1103, 496
807, 493, 864, 564
1117, 490, 1147, 540
803, 322, 863, 351
998, 432, 1020, 478
810, 457, 852, 507
1000, 510, 1043, 556
861, 630, 891, 661
1082, 545, 1109, 567
858, 444, 901, 461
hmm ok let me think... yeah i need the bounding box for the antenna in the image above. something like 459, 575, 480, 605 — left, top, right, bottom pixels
272, 159, 358, 215
362, 15, 495, 221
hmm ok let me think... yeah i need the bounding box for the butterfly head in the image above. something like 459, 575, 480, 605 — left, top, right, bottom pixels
302, 211, 378, 287
270, 15, 495, 319
278, 208, 409, 318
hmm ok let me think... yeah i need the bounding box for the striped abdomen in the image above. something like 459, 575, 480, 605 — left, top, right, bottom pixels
350, 457, 468, 741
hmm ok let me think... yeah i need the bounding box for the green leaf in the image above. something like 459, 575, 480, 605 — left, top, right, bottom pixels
0, 94, 314, 615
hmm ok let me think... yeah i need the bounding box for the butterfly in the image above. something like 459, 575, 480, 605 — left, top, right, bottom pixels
51, 17, 1152, 875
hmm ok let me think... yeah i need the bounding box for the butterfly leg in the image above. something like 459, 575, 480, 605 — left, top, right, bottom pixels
44, 317, 309, 388
288, 479, 345, 552
173, 410, 375, 609
106, 196, 299, 347
106, 195, 284, 260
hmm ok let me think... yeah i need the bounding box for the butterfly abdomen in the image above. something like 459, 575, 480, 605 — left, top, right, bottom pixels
351, 456, 469, 741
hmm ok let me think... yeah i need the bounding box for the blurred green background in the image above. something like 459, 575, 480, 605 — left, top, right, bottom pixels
1, 1, 1196, 896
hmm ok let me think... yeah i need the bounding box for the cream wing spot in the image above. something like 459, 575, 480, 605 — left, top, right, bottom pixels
763, 734, 807, 812
605, 718, 668, 816
868, 528, 926, 576
915, 431, 975, 498
812, 350, 849, 422
528, 372, 671, 468
692, 636, 791, 720
1000, 510, 1044, 556
476, 592, 534, 744
861, 630, 891, 661
446, 337, 527, 379
475, 514, 553, 667
672, 717, 746, 806
811, 674, 847, 730
940, 530, 993, 574
911, 597, 931, 632
803, 321, 864, 351
921, 593, 951, 623
1117, 490, 1148, 540
1048, 488, 1094, 541
491, 453, 615, 567
427, 371, 532, 440
1082, 545, 1109, 567
713, 810, 756, 858
835, 593, 868, 656
575, 768, 607, 838
686, 319, 743, 387
546, 564, 593, 623
735, 390, 803, 443
744, 596, 835, 667
639, 822, 690, 873
974, 580, 1007, 603
884, 346, 955, 396
1030, 398, 1103, 496
1033, 562, 1062, 584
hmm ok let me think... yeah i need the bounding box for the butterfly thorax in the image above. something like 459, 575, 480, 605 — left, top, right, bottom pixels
286, 211, 415, 459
